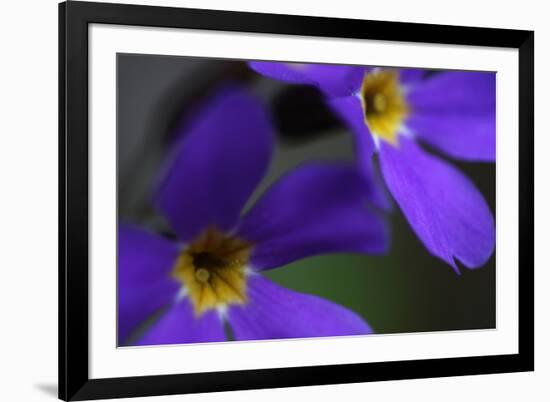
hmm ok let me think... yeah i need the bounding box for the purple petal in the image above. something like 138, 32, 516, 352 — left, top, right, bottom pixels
250, 61, 365, 97
399, 68, 426, 85
378, 138, 495, 271
305, 64, 366, 97
328, 96, 390, 210
406, 71, 496, 161
249, 61, 314, 85
156, 87, 274, 242
134, 299, 226, 346
228, 275, 372, 340
329, 95, 374, 158
237, 163, 388, 270
118, 225, 180, 344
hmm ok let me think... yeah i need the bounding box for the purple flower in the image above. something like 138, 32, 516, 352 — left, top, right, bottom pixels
119, 87, 388, 346
250, 62, 496, 272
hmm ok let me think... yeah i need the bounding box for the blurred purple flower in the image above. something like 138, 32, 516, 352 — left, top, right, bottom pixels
119, 87, 389, 346
250, 62, 496, 272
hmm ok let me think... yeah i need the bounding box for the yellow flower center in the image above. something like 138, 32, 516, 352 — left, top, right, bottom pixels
360, 70, 409, 145
171, 227, 251, 316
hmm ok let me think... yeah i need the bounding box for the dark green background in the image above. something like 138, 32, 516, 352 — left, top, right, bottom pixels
118, 54, 495, 335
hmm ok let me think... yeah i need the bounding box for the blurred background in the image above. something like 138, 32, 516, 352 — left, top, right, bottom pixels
118, 53, 495, 336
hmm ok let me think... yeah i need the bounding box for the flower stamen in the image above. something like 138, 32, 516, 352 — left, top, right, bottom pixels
360, 70, 409, 145
195, 268, 211, 283
172, 227, 251, 315
372, 93, 387, 113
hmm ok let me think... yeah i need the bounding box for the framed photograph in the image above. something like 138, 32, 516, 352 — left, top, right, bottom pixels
59, 1, 534, 400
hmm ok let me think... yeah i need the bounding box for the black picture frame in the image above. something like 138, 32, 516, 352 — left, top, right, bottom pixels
59, 1, 534, 400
